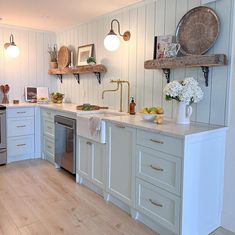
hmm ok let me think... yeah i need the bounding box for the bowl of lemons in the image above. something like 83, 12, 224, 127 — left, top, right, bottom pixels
140, 106, 164, 123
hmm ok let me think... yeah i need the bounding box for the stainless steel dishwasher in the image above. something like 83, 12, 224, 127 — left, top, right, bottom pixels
54, 115, 76, 174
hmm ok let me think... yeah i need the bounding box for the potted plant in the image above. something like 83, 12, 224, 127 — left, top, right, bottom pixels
163, 77, 203, 124
48, 44, 58, 69
87, 56, 96, 65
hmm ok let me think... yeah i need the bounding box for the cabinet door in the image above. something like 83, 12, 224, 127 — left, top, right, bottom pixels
77, 138, 91, 179
106, 123, 136, 205
91, 142, 105, 188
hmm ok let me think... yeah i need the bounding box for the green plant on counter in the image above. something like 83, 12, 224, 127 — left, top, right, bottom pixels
87, 56, 96, 64
48, 44, 58, 62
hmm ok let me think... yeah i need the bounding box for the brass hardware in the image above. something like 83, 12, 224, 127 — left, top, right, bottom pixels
86, 141, 92, 145
47, 145, 52, 149
102, 79, 130, 112
16, 144, 26, 147
47, 126, 52, 130
150, 139, 164, 145
47, 112, 51, 115
149, 199, 163, 208
16, 125, 26, 128
17, 111, 26, 114
150, 165, 164, 172
115, 124, 125, 129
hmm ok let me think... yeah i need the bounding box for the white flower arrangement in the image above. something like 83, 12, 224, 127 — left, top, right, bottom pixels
163, 77, 204, 105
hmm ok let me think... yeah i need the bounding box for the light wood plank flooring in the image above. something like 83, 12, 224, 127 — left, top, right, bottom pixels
0, 159, 156, 235
0, 159, 233, 235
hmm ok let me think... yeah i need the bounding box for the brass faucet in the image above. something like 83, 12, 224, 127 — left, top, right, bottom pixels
102, 79, 130, 112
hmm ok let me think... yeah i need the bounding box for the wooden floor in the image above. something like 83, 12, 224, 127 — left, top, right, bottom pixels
0, 159, 156, 235
0, 159, 233, 235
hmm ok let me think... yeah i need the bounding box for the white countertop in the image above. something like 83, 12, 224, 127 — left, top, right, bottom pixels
3, 102, 227, 138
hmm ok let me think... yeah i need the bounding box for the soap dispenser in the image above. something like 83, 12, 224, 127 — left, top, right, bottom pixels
129, 97, 136, 115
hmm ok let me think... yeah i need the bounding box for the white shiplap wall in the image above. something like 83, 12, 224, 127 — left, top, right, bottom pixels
0, 25, 57, 101
56, 0, 232, 126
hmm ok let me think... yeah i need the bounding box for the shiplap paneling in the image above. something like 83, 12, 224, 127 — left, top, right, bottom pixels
56, 0, 233, 125
0, 25, 56, 101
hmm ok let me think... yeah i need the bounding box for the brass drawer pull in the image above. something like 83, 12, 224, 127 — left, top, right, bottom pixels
150, 165, 164, 172
47, 145, 52, 149
149, 199, 163, 208
47, 126, 52, 130
16, 125, 26, 128
16, 144, 26, 147
115, 124, 125, 129
17, 111, 26, 114
86, 141, 92, 145
150, 139, 164, 145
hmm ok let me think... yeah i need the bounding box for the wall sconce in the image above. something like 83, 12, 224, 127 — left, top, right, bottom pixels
4, 34, 20, 58
104, 19, 131, 51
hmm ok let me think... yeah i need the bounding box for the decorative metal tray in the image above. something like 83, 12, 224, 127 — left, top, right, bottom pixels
176, 6, 220, 55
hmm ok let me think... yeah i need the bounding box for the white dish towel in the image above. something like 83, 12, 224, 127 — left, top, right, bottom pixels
89, 116, 101, 136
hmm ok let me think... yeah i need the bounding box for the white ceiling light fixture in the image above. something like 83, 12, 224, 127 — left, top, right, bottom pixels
4, 34, 20, 58
104, 19, 131, 52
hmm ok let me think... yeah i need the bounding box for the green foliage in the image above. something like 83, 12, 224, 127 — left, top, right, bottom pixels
48, 44, 57, 62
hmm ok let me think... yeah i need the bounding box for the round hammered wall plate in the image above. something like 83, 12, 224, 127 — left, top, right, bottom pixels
176, 6, 220, 55
58, 46, 71, 69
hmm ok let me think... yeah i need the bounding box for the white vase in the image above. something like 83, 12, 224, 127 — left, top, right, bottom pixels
176, 101, 192, 124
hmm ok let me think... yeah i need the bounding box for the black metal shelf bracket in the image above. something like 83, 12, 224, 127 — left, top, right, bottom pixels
162, 69, 170, 83
56, 74, 63, 83
201, 66, 209, 87
74, 74, 80, 84
94, 72, 101, 84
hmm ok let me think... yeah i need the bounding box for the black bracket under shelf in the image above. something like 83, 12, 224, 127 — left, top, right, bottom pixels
73, 74, 80, 84
94, 72, 101, 84
162, 69, 170, 83
56, 74, 63, 83
201, 66, 209, 87
162, 67, 210, 86
54, 72, 102, 84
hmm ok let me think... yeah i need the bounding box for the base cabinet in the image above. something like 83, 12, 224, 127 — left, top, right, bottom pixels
41, 109, 55, 163
77, 137, 105, 189
106, 123, 136, 206
7, 107, 35, 162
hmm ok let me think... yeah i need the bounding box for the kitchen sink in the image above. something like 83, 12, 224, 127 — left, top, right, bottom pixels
77, 110, 128, 143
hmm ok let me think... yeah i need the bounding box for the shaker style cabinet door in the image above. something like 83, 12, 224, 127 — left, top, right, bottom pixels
77, 137, 105, 189
106, 122, 136, 206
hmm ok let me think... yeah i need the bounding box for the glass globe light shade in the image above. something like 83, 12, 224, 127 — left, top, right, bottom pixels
104, 34, 120, 52
6, 45, 20, 58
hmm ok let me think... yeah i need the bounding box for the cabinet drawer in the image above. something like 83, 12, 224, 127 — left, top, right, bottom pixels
136, 178, 180, 234
7, 135, 34, 159
43, 136, 54, 156
44, 151, 55, 164
7, 117, 34, 137
42, 109, 55, 121
136, 146, 181, 196
137, 130, 183, 157
7, 107, 34, 118
43, 120, 54, 137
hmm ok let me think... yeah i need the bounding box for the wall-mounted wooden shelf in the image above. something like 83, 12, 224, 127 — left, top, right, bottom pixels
48, 64, 107, 84
144, 54, 227, 86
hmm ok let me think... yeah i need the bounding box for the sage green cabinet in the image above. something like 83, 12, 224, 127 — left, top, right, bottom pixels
106, 122, 136, 206
77, 137, 105, 189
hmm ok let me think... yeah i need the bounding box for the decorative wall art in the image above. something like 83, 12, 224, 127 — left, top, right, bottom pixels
77, 44, 94, 66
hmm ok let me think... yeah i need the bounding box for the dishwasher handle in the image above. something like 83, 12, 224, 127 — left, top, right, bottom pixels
55, 122, 74, 130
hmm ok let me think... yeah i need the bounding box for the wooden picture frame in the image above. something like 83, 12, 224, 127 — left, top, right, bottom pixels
77, 44, 94, 66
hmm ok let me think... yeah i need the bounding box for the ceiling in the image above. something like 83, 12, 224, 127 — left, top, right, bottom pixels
0, 0, 141, 32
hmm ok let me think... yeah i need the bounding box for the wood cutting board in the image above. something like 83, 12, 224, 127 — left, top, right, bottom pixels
58, 46, 71, 69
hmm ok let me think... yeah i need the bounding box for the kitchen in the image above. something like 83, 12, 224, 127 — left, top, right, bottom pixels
0, 0, 235, 235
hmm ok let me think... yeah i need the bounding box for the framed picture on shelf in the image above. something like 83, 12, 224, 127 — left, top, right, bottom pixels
153, 35, 175, 59
25, 87, 37, 102
77, 44, 94, 66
